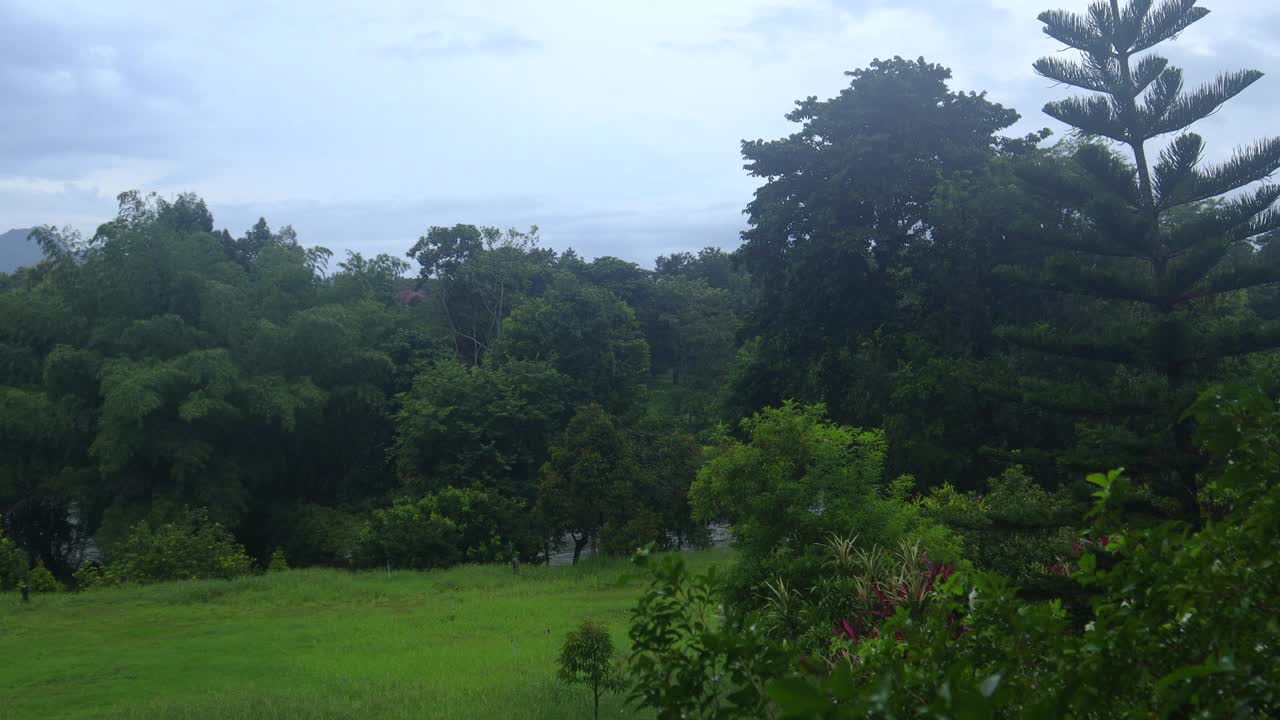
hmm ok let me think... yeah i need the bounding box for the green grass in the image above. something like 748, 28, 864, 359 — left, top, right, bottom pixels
0, 549, 732, 719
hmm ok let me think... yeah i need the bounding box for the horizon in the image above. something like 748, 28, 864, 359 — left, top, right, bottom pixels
4, 0, 1278, 265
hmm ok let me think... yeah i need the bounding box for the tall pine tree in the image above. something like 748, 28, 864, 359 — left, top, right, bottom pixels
1000, 0, 1280, 514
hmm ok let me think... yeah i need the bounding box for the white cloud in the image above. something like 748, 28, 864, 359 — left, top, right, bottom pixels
2, 0, 1277, 260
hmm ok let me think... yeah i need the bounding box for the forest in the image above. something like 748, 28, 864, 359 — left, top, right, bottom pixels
3, 0, 1280, 717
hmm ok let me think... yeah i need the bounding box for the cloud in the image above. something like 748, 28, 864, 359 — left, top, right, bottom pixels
0, 4, 192, 175
374, 28, 541, 61
1, 0, 1276, 261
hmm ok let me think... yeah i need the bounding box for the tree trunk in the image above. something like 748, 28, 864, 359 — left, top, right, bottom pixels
572, 533, 589, 565
593, 684, 600, 720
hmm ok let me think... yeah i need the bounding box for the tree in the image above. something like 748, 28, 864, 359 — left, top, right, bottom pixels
629, 419, 708, 550
537, 404, 643, 563
390, 359, 566, 502
557, 620, 624, 720
733, 57, 1027, 427
499, 274, 650, 416
334, 251, 410, 297
654, 246, 753, 313
644, 277, 737, 413
998, 0, 1280, 512
406, 224, 551, 365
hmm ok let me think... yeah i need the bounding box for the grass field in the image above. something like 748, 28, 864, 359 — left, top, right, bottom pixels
0, 549, 732, 719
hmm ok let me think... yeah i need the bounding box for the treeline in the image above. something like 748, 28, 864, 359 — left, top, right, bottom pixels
0, 193, 749, 579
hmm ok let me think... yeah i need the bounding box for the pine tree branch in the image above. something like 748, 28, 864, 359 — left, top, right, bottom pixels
1131, 54, 1171, 95
1043, 95, 1129, 142
1147, 70, 1265, 138
1192, 322, 1280, 361
1181, 137, 1280, 206
1038, 9, 1109, 53
998, 325, 1139, 364
1164, 186, 1280, 252
1134, 0, 1210, 53
1076, 144, 1142, 207
1042, 255, 1159, 303
1239, 206, 1280, 242
984, 374, 1157, 418
1118, 0, 1157, 48
1178, 252, 1280, 303
1152, 133, 1205, 208
1137, 67, 1184, 134
1039, 231, 1147, 259
1164, 236, 1232, 300
1034, 56, 1113, 93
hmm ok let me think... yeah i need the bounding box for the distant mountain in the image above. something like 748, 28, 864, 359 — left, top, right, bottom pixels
0, 228, 46, 273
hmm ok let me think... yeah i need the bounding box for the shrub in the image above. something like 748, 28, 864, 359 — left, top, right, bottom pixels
628, 551, 789, 720
27, 560, 62, 592
0, 525, 26, 591
72, 562, 104, 590
282, 504, 360, 566
558, 620, 625, 720
355, 487, 522, 570
599, 510, 662, 557
690, 402, 957, 612
267, 547, 289, 572
92, 508, 252, 586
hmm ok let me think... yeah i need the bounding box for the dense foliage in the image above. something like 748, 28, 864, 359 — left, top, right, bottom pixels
691, 402, 956, 614
1, 193, 741, 580
3, 0, 1278, 714
76, 508, 252, 587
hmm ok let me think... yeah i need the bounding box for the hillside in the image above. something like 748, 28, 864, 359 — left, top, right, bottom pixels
0, 228, 44, 273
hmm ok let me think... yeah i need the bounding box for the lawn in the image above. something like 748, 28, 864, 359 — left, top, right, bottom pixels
0, 549, 732, 719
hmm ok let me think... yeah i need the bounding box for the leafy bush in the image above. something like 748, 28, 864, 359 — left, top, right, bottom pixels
633, 382, 1280, 718
72, 562, 104, 590
598, 510, 662, 558
557, 620, 624, 720
628, 551, 788, 720
690, 402, 957, 611
0, 525, 26, 590
267, 547, 289, 572
27, 560, 62, 592
281, 504, 360, 566
91, 508, 252, 586
355, 487, 522, 570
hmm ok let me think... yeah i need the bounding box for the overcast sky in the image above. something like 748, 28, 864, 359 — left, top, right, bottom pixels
2, 0, 1277, 265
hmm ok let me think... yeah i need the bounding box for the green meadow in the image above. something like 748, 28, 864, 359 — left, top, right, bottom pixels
0, 550, 731, 720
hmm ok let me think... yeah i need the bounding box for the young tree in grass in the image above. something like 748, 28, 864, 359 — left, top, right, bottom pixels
557, 620, 624, 720
998, 0, 1280, 512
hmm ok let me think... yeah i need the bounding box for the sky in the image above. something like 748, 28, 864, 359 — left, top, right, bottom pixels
2, 0, 1278, 265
